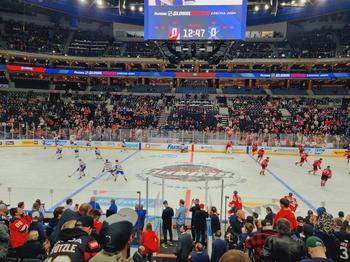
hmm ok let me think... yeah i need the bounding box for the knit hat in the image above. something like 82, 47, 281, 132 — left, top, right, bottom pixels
306, 236, 325, 248
316, 207, 326, 216
104, 221, 133, 252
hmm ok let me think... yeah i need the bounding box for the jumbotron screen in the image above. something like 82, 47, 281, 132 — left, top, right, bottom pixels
144, 0, 247, 40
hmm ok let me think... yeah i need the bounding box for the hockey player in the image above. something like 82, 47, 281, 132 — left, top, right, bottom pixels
321, 166, 332, 187
295, 153, 308, 167
285, 193, 298, 212
260, 157, 269, 176
298, 145, 305, 156
86, 139, 92, 151
95, 147, 102, 159
74, 145, 79, 158
308, 158, 323, 175
102, 159, 113, 174
56, 145, 63, 160
54, 135, 59, 146
180, 143, 188, 153
226, 141, 233, 154
229, 191, 242, 213
113, 160, 127, 182
77, 159, 86, 179
252, 143, 258, 155
41, 136, 46, 149
345, 150, 350, 164
121, 139, 127, 152
257, 148, 265, 162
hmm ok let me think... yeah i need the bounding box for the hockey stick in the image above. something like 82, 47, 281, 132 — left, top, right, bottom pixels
68, 170, 78, 178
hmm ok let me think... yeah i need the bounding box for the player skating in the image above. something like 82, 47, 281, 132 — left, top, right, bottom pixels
226, 141, 233, 154
54, 135, 59, 146
77, 159, 87, 179
121, 139, 127, 152
252, 143, 258, 155
41, 136, 46, 149
95, 147, 102, 159
308, 158, 323, 175
321, 166, 332, 187
295, 153, 308, 167
102, 159, 113, 173
259, 157, 269, 176
74, 145, 79, 158
298, 145, 305, 156
112, 160, 127, 182
345, 150, 350, 163
86, 139, 92, 151
257, 148, 265, 162
56, 145, 63, 159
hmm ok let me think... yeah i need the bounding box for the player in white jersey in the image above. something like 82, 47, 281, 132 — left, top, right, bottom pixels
56, 145, 63, 159
74, 145, 79, 158
113, 160, 127, 182
121, 139, 127, 152
77, 159, 86, 179
86, 139, 92, 151
102, 160, 113, 173
41, 136, 46, 149
95, 147, 102, 159
54, 135, 59, 146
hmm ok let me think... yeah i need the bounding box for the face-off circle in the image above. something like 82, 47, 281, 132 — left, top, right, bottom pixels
136, 163, 246, 189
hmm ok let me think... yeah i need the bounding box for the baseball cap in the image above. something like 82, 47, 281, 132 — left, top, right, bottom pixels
76, 216, 94, 228
105, 208, 138, 225
31, 211, 41, 218
0, 203, 9, 210
104, 221, 133, 252
306, 236, 325, 248
199, 203, 205, 209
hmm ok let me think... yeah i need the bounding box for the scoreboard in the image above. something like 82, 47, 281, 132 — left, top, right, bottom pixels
144, 0, 247, 40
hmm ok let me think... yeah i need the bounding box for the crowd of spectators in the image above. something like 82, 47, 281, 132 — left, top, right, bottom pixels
0, 194, 349, 261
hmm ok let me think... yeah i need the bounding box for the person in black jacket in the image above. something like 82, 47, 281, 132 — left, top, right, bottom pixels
193, 204, 208, 245
211, 230, 227, 262
210, 207, 220, 239
261, 218, 306, 262
176, 225, 193, 262
161, 200, 174, 248
229, 209, 245, 235
19, 230, 46, 259
265, 207, 276, 225
190, 199, 200, 240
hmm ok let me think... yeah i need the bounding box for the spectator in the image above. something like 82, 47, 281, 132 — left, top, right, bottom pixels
141, 223, 159, 261
107, 199, 118, 217
219, 249, 252, 262
135, 204, 147, 242
245, 220, 277, 262
261, 218, 306, 262
91, 220, 134, 262
161, 200, 174, 247
210, 207, 221, 240
305, 210, 315, 225
301, 224, 315, 243
46, 206, 64, 237
29, 202, 44, 221
190, 242, 210, 262
47, 216, 100, 261
9, 207, 31, 254
230, 209, 245, 235
211, 230, 227, 262
89, 196, 102, 212
337, 211, 345, 222
190, 199, 201, 240
273, 198, 298, 232
175, 199, 187, 237
175, 225, 193, 262
334, 214, 350, 262
64, 198, 74, 211
265, 207, 276, 225
93, 210, 103, 234
193, 203, 208, 244
29, 211, 47, 242
133, 245, 146, 262
300, 236, 333, 262
238, 223, 254, 250
17, 202, 24, 210
19, 230, 46, 259
0, 203, 9, 260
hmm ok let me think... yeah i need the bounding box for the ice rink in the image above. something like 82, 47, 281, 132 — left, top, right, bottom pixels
0, 147, 349, 218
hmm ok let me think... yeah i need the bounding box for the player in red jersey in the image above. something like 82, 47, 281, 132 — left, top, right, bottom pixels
285, 193, 298, 212
229, 191, 243, 213
252, 143, 258, 155
345, 150, 350, 163
226, 141, 233, 154
295, 153, 308, 167
321, 166, 332, 187
308, 158, 323, 175
257, 148, 265, 162
260, 157, 269, 176
298, 145, 305, 156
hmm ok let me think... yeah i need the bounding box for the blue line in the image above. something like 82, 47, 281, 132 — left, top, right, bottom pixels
248, 155, 317, 212
49, 150, 140, 211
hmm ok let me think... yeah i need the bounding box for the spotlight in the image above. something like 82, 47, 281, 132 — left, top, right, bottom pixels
130, 5, 135, 11
138, 6, 143, 12
254, 5, 260, 11
96, 0, 103, 7
300, 0, 307, 3
79, 0, 86, 4
264, 4, 270, 10
291, 0, 296, 4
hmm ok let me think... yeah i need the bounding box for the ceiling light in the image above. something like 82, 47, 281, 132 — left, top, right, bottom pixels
254, 5, 260, 11
138, 6, 143, 12
130, 5, 135, 11
264, 4, 270, 10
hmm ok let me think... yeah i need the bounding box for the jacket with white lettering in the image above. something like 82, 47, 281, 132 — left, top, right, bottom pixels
46, 227, 101, 262
9, 215, 31, 248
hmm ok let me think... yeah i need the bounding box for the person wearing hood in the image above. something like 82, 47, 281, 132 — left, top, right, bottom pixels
273, 198, 298, 232
46, 216, 101, 261
91, 220, 134, 262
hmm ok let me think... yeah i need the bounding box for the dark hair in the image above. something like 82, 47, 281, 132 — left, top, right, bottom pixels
211, 206, 217, 213
163, 200, 168, 205
252, 212, 259, 219
246, 216, 254, 224
32, 202, 39, 210
110, 199, 115, 204
266, 207, 272, 212
93, 210, 101, 217
280, 198, 289, 208
276, 218, 291, 234
146, 223, 153, 231
180, 199, 185, 205
9, 208, 18, 217
338, 211, 344, 218
35, 199, 42, 205
214, 230, 221, 238
17, 202, 24, 208
53, 207, 64, 219
66, 198, 73, 205
181, 224, 187, 231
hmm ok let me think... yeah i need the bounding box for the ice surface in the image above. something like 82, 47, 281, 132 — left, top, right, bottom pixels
0, 147, 349, 218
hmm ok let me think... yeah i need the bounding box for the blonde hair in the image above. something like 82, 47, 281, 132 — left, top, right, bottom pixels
28, 230, 39, 241
61, 220, 77, 230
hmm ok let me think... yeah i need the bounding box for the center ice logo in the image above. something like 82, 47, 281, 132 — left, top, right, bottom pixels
137, 164, 246, 189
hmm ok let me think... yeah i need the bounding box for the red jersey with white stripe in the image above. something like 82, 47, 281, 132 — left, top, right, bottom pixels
9, 215, 31, 248
322, 168, 332, 178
